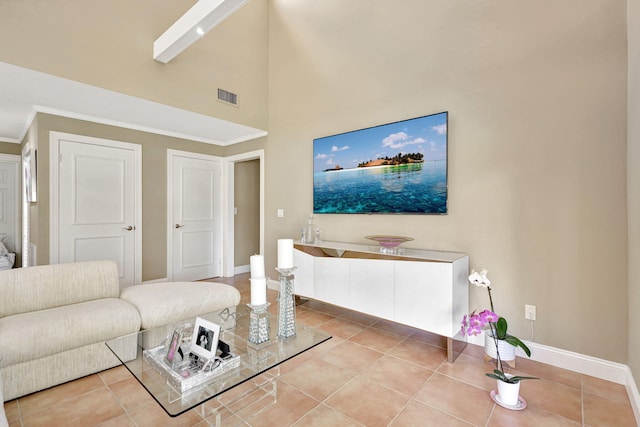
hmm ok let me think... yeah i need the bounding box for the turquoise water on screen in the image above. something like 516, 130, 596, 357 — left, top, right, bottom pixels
313, 161, 447, 214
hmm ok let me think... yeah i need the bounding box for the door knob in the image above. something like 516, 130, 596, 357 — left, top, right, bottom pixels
122, 226, 134, 231
175, 224, 184, 229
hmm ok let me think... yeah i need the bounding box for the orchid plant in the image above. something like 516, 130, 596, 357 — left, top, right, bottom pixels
461, 269, 537, 384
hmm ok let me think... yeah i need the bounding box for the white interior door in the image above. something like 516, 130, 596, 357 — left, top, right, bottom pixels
169, 151, 222, 281
52, 132, 141, 288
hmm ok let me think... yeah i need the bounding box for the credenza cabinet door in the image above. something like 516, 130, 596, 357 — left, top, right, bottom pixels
315, 257, 350, 307
394, 261, 453, 337
293, 249, 314, 298
293, 243, 469, 341
350, 259, 395, 321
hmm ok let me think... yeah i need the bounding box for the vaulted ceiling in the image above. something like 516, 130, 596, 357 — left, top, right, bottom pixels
0, 0, 265, 146
0, 61, 266, 145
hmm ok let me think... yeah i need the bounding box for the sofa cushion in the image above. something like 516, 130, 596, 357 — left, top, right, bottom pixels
0, 298, 141, 368
120, 282, 241, 329
0, 260, 120, 318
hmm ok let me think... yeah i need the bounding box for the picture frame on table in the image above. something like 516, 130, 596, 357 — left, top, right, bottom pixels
189, 317, 221, 361
164, 329, 183, 365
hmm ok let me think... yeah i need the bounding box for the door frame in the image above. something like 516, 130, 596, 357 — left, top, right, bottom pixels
166, 149, 224, 281
222, 149, 264, 277
0, 153, 21, 262
49, 131, 142, 285
21, 144, 31, 267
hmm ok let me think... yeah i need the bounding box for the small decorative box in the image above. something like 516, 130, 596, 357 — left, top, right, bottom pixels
143, 345, 241, 394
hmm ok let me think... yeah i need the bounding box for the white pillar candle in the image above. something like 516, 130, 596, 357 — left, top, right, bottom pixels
250, 254, 265, 279
250, 277, 267, 306
277, 239, 294, 269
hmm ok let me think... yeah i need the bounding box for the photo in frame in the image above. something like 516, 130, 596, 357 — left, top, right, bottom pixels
189, 317, 221, 361
164, 329, 183, 365
313, 111, 448, 214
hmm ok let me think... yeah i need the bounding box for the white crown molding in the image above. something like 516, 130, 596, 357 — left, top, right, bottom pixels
31, 105, 267, 147
0, 61, 267, 146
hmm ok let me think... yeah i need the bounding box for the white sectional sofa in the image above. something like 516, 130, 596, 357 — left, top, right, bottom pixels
0, 261, 141, 401
0, 260, 241, 406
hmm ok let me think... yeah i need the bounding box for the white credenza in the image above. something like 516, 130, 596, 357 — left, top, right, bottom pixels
293, 241, 469, 362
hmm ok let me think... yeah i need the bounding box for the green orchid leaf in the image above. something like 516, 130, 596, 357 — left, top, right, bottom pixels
504, 335, 532, 357
485, 373, 502, 381
509, 375, 539, 382
485, 369, 538, 383
486, 369, 508, 381
496, 317, 508, 339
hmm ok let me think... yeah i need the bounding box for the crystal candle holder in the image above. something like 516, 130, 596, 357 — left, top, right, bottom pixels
247, 302, 271, 348
276, 267, 297, 339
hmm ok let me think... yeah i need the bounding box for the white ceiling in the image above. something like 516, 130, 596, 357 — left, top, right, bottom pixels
0, 61, 267, 145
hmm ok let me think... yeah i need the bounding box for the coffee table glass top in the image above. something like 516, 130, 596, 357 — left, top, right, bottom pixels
105, 305, 331, 417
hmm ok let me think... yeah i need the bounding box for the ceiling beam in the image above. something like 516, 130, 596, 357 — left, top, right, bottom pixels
153, 0, 249, 64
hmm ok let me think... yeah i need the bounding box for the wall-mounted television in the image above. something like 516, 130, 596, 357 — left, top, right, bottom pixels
313, 111, 448, 214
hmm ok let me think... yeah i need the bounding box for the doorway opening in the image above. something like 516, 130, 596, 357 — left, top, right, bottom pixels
223, 150, 264, 277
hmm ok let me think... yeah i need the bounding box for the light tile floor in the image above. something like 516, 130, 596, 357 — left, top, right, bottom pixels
3, 274, 637, 426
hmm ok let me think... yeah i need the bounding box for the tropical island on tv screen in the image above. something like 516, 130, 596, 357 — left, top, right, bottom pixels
313, 111, 448, 215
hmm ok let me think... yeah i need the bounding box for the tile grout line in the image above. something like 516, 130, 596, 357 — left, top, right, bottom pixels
98, 371, 138, 427
581, 376, 586, 427
289, 372, 361, 425
17, 383, 117, 426
485, 403, 497, 427
286, 337, 428, 426
16, 399, 24, 427
15, 277, 636, 426
412, 369, 479, 426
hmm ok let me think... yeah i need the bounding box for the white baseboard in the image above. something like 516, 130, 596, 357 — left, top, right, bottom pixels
625, 368, 640, 425
267, 278, 278, 291
467, 334, 628, 383
468, 333, 640, 422
234, 265, 250, 275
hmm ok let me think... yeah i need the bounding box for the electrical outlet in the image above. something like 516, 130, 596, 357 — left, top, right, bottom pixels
525, 304, 536, 321
277, 209, 284, 218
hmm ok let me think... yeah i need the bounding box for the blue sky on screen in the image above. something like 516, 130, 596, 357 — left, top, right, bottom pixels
313, 112, 447, 172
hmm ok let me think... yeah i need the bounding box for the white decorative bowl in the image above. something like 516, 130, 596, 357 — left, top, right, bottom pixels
365, 235, 413, 254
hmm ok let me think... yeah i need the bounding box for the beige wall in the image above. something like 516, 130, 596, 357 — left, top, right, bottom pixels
234, 159, 260, 267
30, 113, 228, 281
0, 142, 21, 156
628, 0, 640, 382
0, 0, 268, 130
224, 138, 267, 158
267, 0, 628, 362
0, 0, 633, 366
0, 1, 269, 279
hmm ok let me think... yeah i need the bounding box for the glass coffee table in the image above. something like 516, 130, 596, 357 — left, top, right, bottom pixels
105, 305, 331, 424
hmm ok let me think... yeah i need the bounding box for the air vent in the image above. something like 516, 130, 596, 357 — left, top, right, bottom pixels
217, 88, 238, 106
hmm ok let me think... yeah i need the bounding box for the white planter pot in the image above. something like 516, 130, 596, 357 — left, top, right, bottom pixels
484, 332, 516, 362
496, 377, 521, 406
